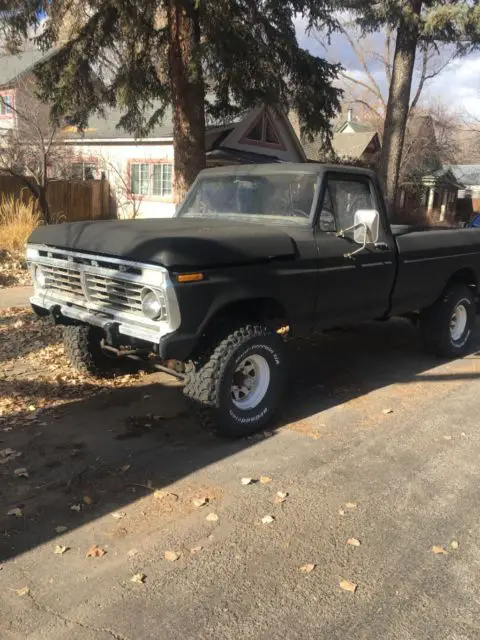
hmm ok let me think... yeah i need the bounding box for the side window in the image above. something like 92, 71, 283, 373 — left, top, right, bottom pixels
328, 178, 376, 232
319, 186, 336, 232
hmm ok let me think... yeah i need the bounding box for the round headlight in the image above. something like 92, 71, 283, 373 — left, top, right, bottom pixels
141, 288, 163, 320
35, 266, 47, 288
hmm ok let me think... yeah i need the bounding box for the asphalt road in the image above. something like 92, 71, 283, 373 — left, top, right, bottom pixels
2, 320, 480, 639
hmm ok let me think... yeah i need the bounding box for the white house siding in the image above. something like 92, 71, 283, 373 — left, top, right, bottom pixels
68, 141, 176, 219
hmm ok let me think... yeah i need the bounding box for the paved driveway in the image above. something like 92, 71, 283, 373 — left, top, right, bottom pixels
1, 318, 480, 639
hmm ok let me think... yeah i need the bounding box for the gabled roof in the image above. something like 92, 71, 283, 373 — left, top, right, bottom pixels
421, 167, 464, 189
336, 120, 377, 134
332, 130, 380, 159
447, 164, 480, 186
0, 49, 56, 88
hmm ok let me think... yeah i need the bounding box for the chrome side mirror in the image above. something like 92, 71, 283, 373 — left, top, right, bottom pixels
353, 209, 380, 245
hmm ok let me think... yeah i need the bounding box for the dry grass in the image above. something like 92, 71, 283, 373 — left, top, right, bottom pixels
0, 194, 41, 254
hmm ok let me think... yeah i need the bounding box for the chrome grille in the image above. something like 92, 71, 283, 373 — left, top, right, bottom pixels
84, 274, 144, 315
42, 264, 85, 298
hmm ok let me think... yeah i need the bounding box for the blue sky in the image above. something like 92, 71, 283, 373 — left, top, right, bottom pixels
294, 16, 480, 118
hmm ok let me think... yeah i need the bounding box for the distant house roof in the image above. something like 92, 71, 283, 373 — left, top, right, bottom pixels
0, 48, 56, 88
447, 164, 480, 187
336, 120, 377, 134
332, 130, 380, 159
420, 167, 464, 190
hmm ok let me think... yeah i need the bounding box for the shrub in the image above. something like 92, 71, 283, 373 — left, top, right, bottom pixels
0, 194, 41, 255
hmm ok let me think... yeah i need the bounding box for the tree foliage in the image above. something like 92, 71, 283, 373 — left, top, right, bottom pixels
2, 1, 343, 197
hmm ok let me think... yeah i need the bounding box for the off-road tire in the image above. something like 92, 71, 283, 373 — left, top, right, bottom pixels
63, 325, 125, 377
419, 283, 475, 358
184, 323, 286, 438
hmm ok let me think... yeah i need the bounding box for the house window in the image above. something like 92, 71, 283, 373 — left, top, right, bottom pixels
71, 162, 98, 180
0, 93, 13, 116
130, 162, 173, 197
241, 111, 285, 149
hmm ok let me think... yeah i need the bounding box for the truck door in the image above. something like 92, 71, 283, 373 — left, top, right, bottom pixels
313, 172, 396, 327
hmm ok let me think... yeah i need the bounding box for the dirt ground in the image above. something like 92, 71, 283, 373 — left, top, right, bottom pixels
2, 310, 480, 639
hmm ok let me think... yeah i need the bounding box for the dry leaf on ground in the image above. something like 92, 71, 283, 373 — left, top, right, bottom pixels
344, 502, 357, 510
338, 509, 345, 516
111, 512, 126, 520
259, 476, 272, 484
14, 467, 28, 478
299, 564, 315, 574
55, 525, 68, 533
443, 435, 452, 441
0, 448, 22, 465
7, 507, 23, 517
261, 515, 275, 524
164, 550, 180, 562
83, 495, 93, 505
86, 545, 106, 558
70, 504, 81, 512
382, 408, 393, 415
127, 549, 139, 557
54, 545, 69, 555
347, 538, 361, 547
153, 490, 167, 500
120, 464, 131, 473
275, 491, 288, 504
241, 477, 254, 485
431, 545, 447, 555
15, 586, 30, 597
190, 546, 203, 554
193, 497, 208, 508
340, 579, 357, 593
131, 573, 146, 584
205, 512, 219, 522
451, 540, 459, 550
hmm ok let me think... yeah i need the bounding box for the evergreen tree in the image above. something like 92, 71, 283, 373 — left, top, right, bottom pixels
1, 1, 342, 199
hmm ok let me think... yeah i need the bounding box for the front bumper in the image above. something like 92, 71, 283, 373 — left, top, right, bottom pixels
30, 291, 166, 344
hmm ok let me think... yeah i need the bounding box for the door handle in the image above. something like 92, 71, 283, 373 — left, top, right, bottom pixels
374, 242, 389, 251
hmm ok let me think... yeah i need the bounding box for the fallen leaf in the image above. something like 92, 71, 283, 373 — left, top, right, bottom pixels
340, 579, 357, 593
206, 512, 219, 522
193, 497, 208, 508
344, 502, 357, 510
164, 550, 180, 562
299, 563, 315, 574
382, 408, 393, 415
153, 489, 167, 499
120, 464, 131, 473
83, 495, 93, 505
261, 515, 275, 524
55, 525, 68, 533
143, 394, 151, 400
241, 477, 254, 485
0, 448, 22, 465
54, 545, 69, 555
14, 467, 28, 478
7, 507, 23, 517
111, 511, 126, 520
190, 545, 203, 554
127, 548, 139, 557
451, 540, 459, 550
70, 504, 81, 512
86, 545, 106, 558
259, 476, 272, 484
15, 586, 30, 597
131, 573, 146, 584
347, 538, 361, 547
275, 491, 288, 504
338, 509, 345, 516
443, 435, 452, 441
431, 545, 447, 555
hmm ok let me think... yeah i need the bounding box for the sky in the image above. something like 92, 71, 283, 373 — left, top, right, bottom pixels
294, 15, 480, 119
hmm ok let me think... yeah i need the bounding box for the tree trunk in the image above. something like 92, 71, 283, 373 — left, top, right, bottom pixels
166, 0, 206, 203
379, 0, 422, 218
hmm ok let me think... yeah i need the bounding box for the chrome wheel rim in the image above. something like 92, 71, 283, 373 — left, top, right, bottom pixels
450, 304, 467, 341
231, 354, 270, 410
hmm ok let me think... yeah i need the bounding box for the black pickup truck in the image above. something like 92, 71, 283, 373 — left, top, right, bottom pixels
27, 164, 480, 437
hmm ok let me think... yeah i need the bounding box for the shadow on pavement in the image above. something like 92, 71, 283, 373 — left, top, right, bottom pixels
1, 318, 480, 561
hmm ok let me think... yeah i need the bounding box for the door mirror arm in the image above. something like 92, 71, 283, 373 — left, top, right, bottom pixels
336, 223, 368, 258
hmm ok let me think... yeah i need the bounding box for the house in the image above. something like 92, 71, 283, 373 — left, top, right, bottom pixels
0, 48, 305, 219
448, 165, 480, 217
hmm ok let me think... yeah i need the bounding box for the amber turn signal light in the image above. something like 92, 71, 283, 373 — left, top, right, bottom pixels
176, 272, 204, 283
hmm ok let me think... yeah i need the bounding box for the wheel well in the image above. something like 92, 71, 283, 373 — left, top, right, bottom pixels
194, 297, 290, 356
448, 268, 478, 292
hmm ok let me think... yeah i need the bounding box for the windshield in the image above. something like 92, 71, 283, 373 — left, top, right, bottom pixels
178, 172, 318, 226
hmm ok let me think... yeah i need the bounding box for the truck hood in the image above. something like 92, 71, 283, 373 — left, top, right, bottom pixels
28, 218, 296, 269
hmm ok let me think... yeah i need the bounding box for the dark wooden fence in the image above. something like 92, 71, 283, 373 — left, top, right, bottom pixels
0, 175, 111, 221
